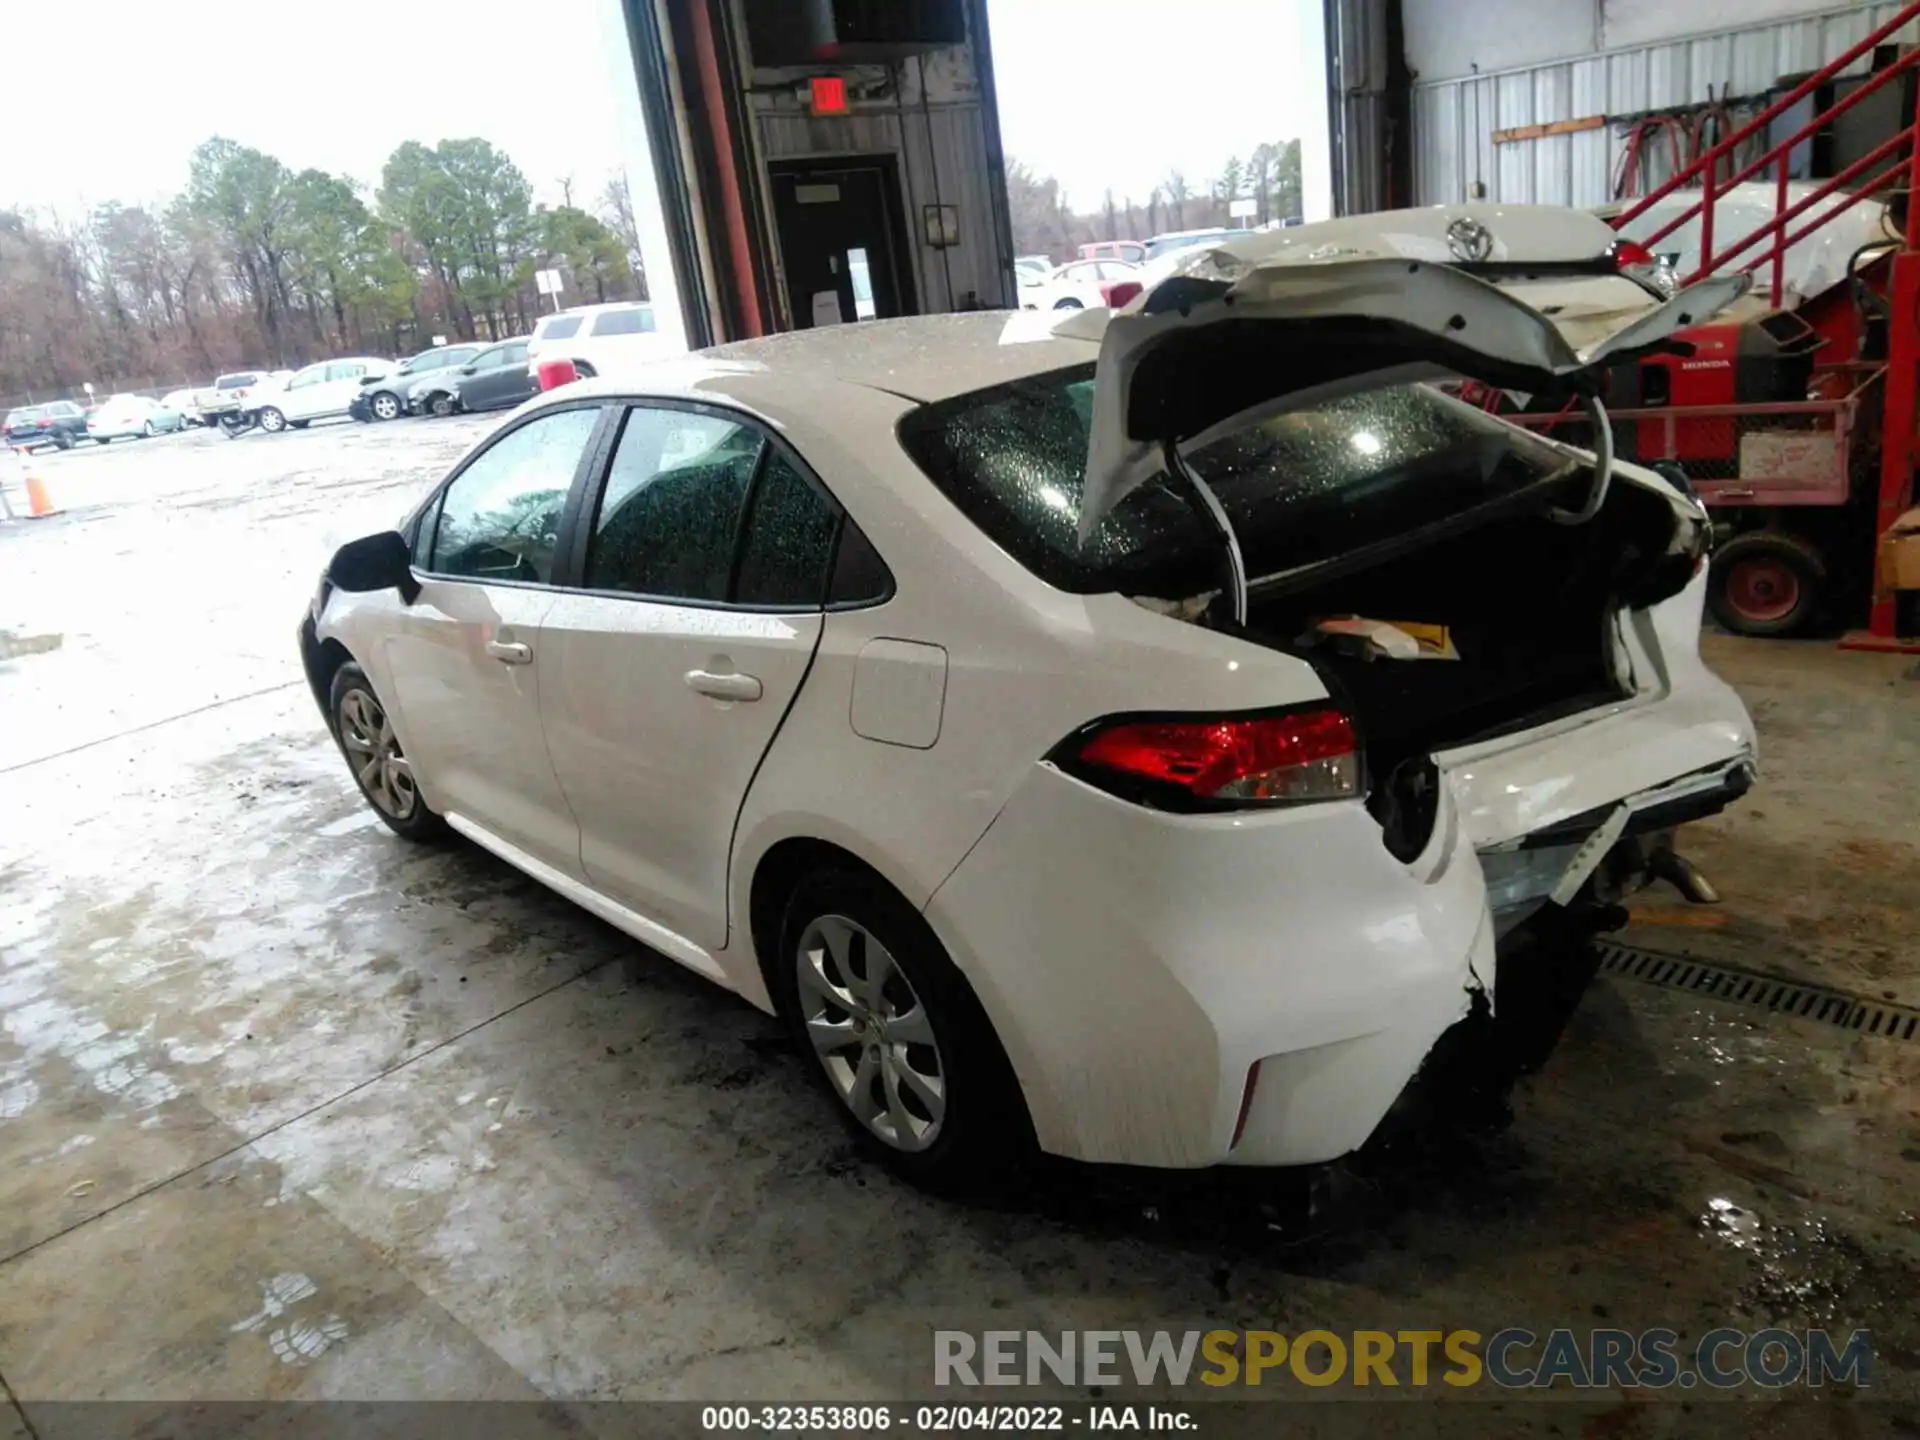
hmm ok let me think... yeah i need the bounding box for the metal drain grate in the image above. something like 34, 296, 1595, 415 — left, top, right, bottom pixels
1595, 940, 1920, 1042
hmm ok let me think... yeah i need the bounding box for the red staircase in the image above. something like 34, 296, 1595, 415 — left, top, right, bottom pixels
1611, 1, 1920, 649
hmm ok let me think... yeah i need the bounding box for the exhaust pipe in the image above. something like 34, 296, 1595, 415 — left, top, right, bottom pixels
1648, 848, 1720, 904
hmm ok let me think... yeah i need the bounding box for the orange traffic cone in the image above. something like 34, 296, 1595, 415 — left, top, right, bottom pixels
24, 466, 57, 519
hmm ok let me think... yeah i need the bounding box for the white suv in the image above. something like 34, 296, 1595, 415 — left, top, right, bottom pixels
526, 303, 672, 379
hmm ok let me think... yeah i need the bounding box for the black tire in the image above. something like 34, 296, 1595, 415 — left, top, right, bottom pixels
55, 432, 73, 450
773, 868, 1032, 1193
258, 406, 286, 434
142, 421, 156, 438
428, 392, 457, 418
1708, 530, 1827, 638
571, 360, 597, 378
290, 419, 310, 429
327, 662, 446, 842
94, 437, 110, 445
1053, 298, 1084, 310
369, 391, 402, 422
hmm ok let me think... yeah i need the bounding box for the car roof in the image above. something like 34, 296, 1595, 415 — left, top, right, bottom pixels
526, 313, 1094, 413
701, 313, 1093, 402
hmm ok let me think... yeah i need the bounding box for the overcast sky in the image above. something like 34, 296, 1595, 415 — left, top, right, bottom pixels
1, 0, 1324, 218
986, 0, 1326, 207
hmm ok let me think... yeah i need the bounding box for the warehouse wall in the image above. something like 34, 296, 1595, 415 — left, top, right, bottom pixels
1411, 2, 1919, 206
1407, 0, 1871, 81
745, 43, 1013, 321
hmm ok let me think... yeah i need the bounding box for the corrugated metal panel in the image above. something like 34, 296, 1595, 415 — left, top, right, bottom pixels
756, 101, 1008, 316
1413, 1, 1916, 206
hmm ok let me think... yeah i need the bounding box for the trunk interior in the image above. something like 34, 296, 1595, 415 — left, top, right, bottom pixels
1244, 477, 1685, 788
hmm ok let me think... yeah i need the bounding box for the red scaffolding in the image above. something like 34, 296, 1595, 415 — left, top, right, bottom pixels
1609, 0, 1920, 649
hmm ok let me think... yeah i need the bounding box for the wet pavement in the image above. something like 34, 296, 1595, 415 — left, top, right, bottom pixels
1, 420, 1918, 1433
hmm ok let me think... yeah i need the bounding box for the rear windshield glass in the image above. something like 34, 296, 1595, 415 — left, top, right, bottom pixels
540, 316, 584, 341
6, 407, 43, 424
216, 373, 260, 388
590, 307, 655, 337
896, 366, 1567, 595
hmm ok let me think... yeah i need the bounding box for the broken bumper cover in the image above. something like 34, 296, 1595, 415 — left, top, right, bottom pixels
923, 762, 1493, 1170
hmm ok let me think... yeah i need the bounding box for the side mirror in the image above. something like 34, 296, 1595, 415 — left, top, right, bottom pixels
328, 531, 420, 603
459, 364, 478, 375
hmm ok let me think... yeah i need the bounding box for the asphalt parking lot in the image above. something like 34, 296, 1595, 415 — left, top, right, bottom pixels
1, 415, 1918, 1431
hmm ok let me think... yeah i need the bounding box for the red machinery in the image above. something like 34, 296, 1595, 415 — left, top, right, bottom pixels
1501, 3, 1920, 647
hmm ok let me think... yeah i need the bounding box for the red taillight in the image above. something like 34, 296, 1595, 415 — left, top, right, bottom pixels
1067, 706, 1359, 807
35, 417, 51, 427
538, 357, 579, 391
1612, 239, 1656, 269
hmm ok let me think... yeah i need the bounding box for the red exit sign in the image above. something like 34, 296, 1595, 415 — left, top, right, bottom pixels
809, 75, 850, 115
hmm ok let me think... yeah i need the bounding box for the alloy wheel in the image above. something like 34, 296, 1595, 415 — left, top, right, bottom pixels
372, 393, 400, 421
337, 687, 417, 820
795, 915, 946, 1152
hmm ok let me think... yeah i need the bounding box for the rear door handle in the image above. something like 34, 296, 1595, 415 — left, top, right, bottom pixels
485, 640, 533, 665
685, 669, 763, 702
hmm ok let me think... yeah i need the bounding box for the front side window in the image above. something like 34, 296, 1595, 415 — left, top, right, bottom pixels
327, 361, 368, 382
897, 369, 1568, 595
428, 406, 602, 584
584, 407, 762, 601
589, 307, 655, 337
288, 366, 326, 390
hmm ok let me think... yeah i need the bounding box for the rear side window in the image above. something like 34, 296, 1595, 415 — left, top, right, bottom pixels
734, 452, 841, 607
585, 407, 762, 601
589, 307, 656, 337
429, 406, 602, 584
540, 316, 584, 341
896, 368, 1566, 595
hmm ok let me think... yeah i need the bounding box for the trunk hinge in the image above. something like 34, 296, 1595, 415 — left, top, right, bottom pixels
1548, 394, 1615, 526
1164, 438, 1248, 626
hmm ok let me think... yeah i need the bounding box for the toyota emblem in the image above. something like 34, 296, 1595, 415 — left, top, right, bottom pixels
1446, 217, 1494, 263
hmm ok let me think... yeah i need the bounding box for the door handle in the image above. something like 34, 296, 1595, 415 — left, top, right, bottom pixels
685, 669, 763, 702
486, 640, 533, 665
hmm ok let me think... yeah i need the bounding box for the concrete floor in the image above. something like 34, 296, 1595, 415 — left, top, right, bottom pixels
2, 422, 1918, 1431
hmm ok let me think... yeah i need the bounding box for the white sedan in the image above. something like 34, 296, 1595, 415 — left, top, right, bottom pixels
1022, 257, 1143, 311
301, 205, 1757, 1190
85, 393, 187, 442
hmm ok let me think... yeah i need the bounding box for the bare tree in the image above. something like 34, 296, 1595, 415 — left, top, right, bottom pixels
1164, 170, 1191, 230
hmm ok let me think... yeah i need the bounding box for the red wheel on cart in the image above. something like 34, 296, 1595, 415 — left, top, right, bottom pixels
1708, 531, 1828, 638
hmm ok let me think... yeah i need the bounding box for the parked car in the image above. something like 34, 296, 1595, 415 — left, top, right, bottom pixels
252, 358, 394, 434
1014, 254, 1053, 280
197, 371, 274, 425
4, 401, 88, 452
352, 344, 485, 423
438, 338, 537, 414
526, 302, 670, 379
1143, 227, 1238, 260
1078, 240, 1147, 265
86, 394, 186, 442
301, 205, 1756, 1191
161, 388, 206, 425
1022, 258, 1143, 311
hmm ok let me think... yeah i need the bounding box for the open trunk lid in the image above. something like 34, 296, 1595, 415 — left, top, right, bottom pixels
1066, 236, 1748, 533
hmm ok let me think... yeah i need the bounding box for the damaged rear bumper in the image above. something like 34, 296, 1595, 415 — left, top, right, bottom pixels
923, 761, 1494, 1171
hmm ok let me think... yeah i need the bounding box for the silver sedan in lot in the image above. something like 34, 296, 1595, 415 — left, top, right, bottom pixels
85, 394, 188, 443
